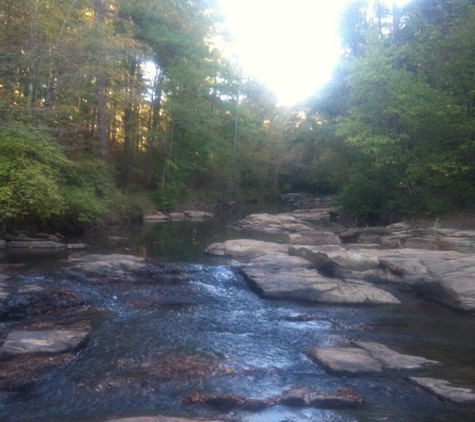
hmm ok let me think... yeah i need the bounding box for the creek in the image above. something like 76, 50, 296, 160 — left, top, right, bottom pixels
1, 206, 475, 422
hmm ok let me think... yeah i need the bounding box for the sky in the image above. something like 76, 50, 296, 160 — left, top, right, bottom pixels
216, 0, 410, 106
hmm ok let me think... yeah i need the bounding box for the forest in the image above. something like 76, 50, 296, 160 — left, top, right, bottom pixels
1, 0, 474, 233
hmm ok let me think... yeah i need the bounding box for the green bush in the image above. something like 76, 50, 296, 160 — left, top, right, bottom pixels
0, 127, 66, 230
0, 127, 117, 232
337, 171, 389, 223
59, 159, 115, 225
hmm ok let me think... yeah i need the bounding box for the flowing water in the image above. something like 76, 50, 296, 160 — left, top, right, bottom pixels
1, 209, 475, 422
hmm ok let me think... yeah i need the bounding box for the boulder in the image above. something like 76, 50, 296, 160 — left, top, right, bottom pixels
0, 240, 5, 249
0, 330, 89, 359
408, 377, 475, 405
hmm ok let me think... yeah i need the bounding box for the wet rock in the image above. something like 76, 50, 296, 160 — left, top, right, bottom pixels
169, 212, 185, 219
292, 208, 332, 221
405, 236, 441, 250
0, 286, 84, 320
17, 284, 44, 294
241, 265, 400, 305
183, 392, 269, 410
64, 254, 147, 281
184, 210, 213, 220
63, 254, 194, 286
0, 330, 89, 359
286, 231, 341, 246
278, 386, 362, 408
7, 241, 66, 249
306, 347, 383, 376
352, 341, 439, 369
408, 377, 475, 405
248, 251, 314, 269
259, 236, 475, 311
183, 386, 362, 412
339, 227, 390, 243
288, 246, 330, 269
143, 212, 170, 222
412, 254, 475, 311
66, 243, 89, 250
206, 231, 475, 310
306, 342, 438, 376
204, 239, 287, 259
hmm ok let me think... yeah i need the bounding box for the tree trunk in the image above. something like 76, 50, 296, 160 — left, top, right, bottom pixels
121, 55, 138, 193
94, 0, 109, 159
146, 67, 164, 188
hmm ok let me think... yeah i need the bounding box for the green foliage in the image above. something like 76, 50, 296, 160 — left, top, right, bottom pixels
0, 128, 65, 228
59, 159, 116, 225
299, 0, 475, 221
0, 127, 117, 232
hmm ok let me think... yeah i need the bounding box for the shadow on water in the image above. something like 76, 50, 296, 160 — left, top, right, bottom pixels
1, 202, 475, 422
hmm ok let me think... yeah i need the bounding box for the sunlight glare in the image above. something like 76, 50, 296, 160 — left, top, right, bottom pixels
218, 0, 411, 106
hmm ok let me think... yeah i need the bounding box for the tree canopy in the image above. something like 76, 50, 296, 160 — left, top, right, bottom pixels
298, 0, 475, 221
0, 0, 284, 232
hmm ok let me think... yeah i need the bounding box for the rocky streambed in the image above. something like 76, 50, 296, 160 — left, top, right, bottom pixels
0, 198, 475, 422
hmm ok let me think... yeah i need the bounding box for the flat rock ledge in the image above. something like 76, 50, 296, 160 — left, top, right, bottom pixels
306, 341, 438, 376
0, 330, 89, 359
242, 264, 400, 305
144, 210, 213, 222
409, 377, 475, 405
3, 240, 87, 251
205, 237, 475, 311
204, 240, 401, 306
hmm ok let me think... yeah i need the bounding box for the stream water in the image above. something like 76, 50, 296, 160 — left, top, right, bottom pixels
1, 207, 475, 422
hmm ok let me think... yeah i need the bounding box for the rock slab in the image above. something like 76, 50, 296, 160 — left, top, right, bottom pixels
307, 342, 438, 376
0, 330, 89, 359
306, 347, 383, 375
409, 377, 475, 404
241, 260, 400, 305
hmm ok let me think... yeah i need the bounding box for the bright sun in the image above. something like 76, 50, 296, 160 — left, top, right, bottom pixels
217, 0, 411, 106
